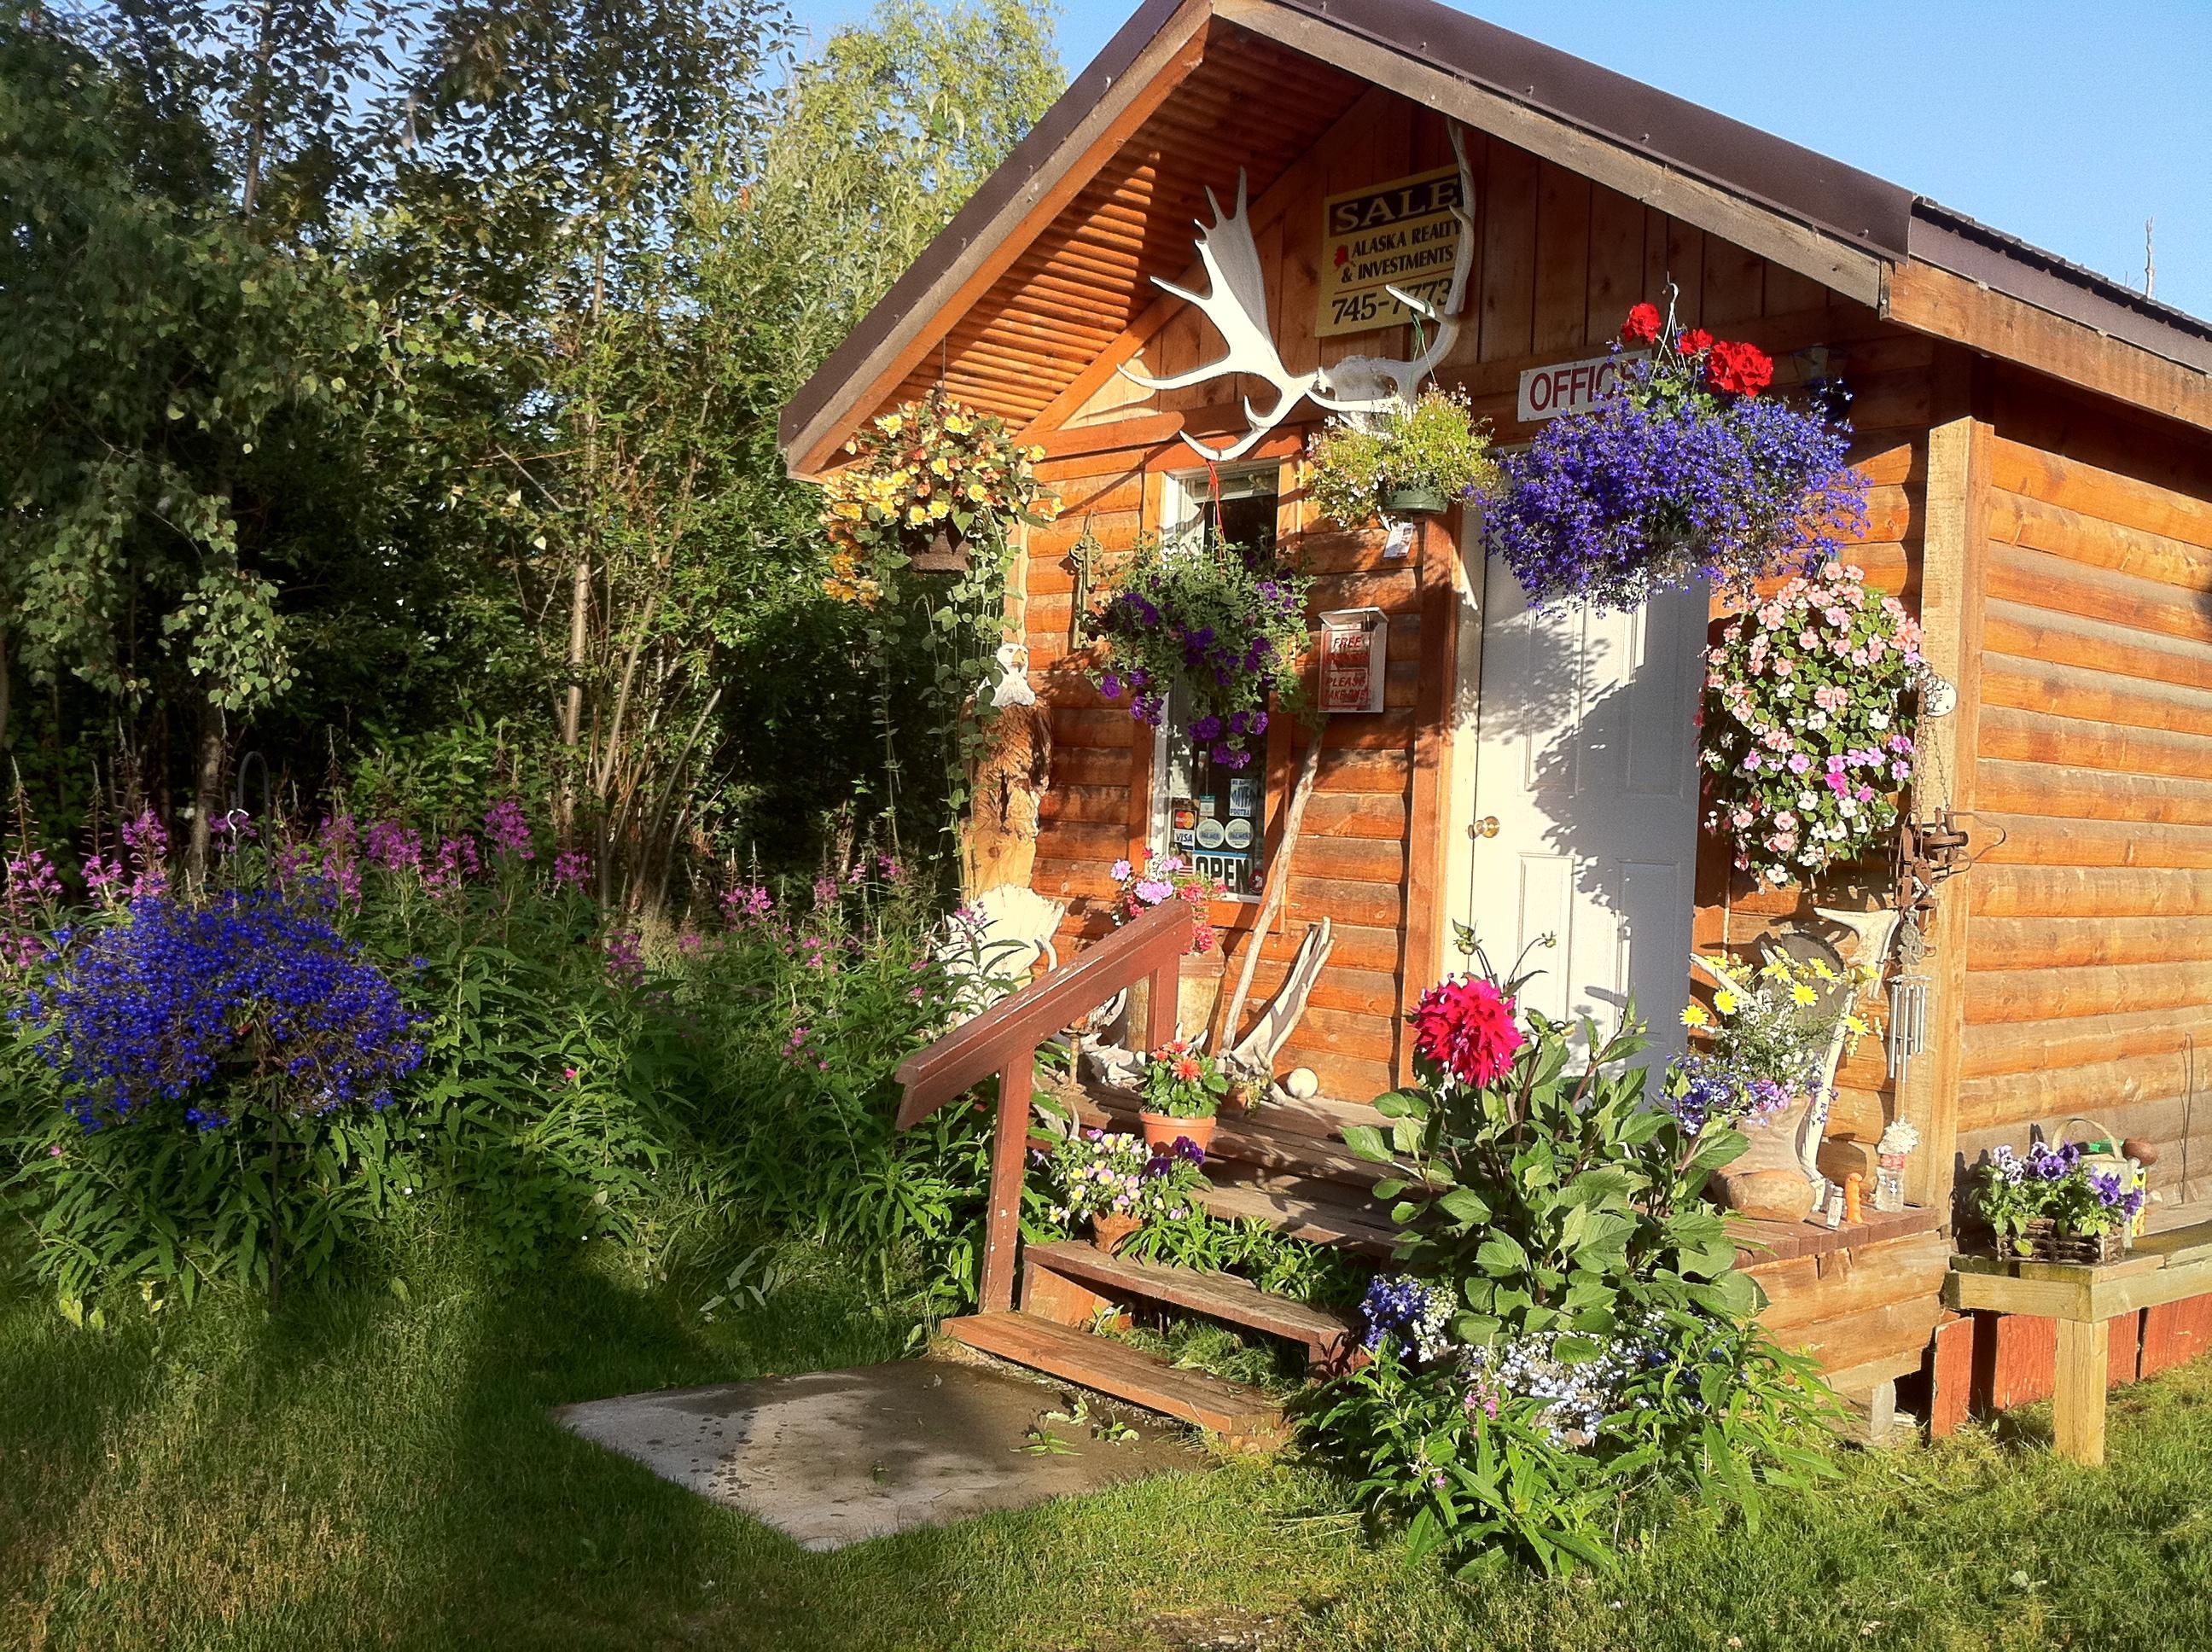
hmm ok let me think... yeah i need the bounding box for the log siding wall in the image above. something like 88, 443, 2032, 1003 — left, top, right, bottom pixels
1022, 96, 1936, 1142
1955, 366, 2212, 1219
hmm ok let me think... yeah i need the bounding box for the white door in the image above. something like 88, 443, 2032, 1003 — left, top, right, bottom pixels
1463, 556, 1705, 1057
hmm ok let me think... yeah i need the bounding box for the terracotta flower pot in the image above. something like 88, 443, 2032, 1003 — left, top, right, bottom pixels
1138, 1110, 1216, 1156
1091, 1211, 1140, 1256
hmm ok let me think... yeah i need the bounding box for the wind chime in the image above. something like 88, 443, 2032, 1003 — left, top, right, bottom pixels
1883, 809, 1978, 1083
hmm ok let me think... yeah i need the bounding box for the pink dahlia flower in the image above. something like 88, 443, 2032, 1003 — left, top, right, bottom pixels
1409, 975, 1524, 1089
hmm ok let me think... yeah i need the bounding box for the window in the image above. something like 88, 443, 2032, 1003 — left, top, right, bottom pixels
1149, 465, 1281, 901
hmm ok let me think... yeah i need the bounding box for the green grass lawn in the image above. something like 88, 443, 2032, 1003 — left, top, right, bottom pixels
8, 1239, 2212, 1652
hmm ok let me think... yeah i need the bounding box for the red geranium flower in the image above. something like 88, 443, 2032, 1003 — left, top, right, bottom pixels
1408, 975, 1524, 1089
1676, 328, 1714, 355
1620, 302, 1662, 345
1705, 339, 1774, 397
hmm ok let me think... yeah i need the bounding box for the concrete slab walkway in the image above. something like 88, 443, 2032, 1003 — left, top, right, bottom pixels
555, 1356, 1199, 1550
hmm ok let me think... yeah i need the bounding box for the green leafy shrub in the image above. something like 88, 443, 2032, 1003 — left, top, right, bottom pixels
0, 807, 1000, 1317
1310, 956, 1834, 1574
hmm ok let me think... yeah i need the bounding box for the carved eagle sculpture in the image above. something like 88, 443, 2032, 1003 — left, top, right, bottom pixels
1118, 125, 1478, 461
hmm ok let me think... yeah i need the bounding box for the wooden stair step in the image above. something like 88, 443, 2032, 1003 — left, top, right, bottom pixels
1067, 1079, 1390, 1192
1025, 1240, 1359, 1370
941, 1311, 1284, 1442
1197, 1179, 1398, 1256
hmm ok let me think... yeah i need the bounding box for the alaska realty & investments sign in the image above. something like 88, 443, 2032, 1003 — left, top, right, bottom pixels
1316, 165, 1465, 339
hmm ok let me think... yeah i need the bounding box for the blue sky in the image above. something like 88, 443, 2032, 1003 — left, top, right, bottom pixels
790, 0, 2212, 323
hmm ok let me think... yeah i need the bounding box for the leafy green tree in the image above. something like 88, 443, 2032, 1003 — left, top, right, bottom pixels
0, 0, 1064, 896
0, 4, 412, 864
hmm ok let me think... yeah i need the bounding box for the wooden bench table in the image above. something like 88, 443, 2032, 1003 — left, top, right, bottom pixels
1945, 1220, 2212, 1463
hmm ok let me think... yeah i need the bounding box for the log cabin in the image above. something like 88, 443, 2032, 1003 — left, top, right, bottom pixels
782, 0, 2212, 1434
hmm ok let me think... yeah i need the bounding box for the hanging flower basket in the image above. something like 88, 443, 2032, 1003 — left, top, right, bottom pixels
1085, 532, 1311, 771
1699, 562, 1925, 888
817, 390, 1054, 605
1306, 386, 1498, 527
1484, 302, 1868, 610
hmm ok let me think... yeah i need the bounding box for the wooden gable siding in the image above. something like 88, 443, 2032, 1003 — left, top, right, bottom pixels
1021, 94, 1937, 1114
884, 24, 1367, 430
1953, 365, 2212, 1218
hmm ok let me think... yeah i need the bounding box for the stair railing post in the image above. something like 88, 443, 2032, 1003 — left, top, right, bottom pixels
1145, 955, 1179, 1051
979, 1056, 1034, 1313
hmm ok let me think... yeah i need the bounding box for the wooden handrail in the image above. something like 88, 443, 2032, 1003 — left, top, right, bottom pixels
894, 895, 1195, 1314
894, 898, 1195, 1129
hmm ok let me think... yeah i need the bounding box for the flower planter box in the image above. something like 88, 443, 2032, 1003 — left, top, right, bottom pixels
1965, 1220, 2128, 1268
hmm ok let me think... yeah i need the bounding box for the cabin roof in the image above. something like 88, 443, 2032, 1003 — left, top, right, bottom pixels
781, 0, 2212, 476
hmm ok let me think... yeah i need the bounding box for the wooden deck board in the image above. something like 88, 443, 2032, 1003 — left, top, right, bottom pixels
1026, 1240, 1357, 1364
942, 1311, 1284, 1441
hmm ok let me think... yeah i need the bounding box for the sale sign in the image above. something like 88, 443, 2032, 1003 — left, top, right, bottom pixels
1317, 166, 1466, 339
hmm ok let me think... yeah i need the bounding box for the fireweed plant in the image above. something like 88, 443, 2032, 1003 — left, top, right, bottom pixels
1313, 937, 1832, 1574
1086, 531, 1312, 769
1700, 561, 1926, 887
0, 804, 1010, 1315
1484, 301, 1869, 610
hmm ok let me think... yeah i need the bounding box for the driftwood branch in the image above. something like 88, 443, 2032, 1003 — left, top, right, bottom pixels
1214, 725, 1324, 1060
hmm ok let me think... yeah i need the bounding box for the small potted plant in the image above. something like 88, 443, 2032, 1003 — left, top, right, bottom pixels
1042, 1127, 1209, 1255
1306, 385, 1499, 522
1673, 950, 1877, 1222
1136, 1038, 1228, 1154
1042, 1127, 1148, 1254
1970, 1140, 2142, 1264
1106, 848, 1222, 954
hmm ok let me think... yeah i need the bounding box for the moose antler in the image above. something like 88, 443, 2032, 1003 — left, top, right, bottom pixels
1120, 128, 1479, 461
1116, 172, 1321, 462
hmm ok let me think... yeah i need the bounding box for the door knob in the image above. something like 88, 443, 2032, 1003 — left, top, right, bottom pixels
1472, 816, 1500, 839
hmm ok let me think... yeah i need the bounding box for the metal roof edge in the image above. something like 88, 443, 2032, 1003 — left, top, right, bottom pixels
1907, 201, 2212, 376
1269, 0, 1919, 257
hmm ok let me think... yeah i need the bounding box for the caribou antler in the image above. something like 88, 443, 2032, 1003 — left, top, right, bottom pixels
1116, 171, 1321, 462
